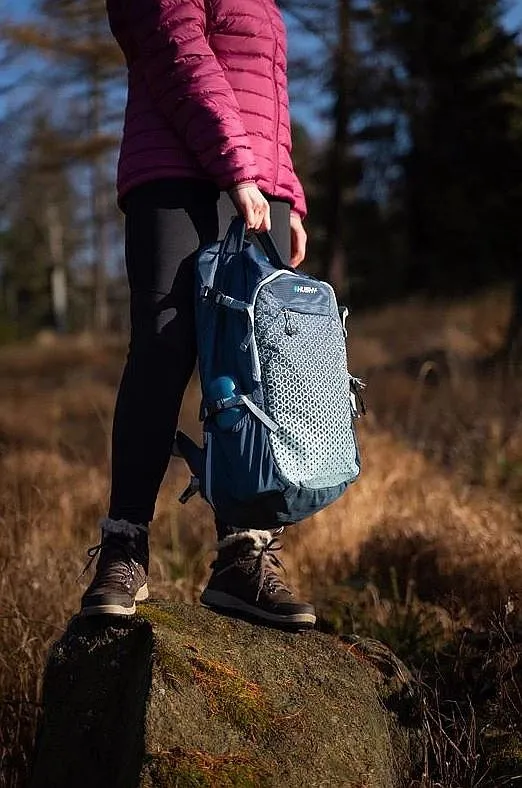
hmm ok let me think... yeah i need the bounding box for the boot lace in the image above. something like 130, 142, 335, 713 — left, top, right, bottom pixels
214, 535, 291, 601
78, 535, 141, 590
258, 538, 291, 598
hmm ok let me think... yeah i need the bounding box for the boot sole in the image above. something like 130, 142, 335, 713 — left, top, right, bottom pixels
80, 583, 149, 617
200, 589, 316, 628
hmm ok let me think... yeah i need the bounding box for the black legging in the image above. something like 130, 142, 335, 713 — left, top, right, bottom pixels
109, 178, 291, 528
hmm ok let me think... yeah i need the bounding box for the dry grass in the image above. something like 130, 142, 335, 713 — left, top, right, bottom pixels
1, 288, 522, 786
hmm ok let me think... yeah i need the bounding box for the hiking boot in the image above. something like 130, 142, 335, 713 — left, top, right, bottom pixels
79, 519, 149, 616
200, 530, 316, 629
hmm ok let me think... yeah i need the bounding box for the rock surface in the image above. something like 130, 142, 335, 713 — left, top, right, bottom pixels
30, 601, 417, 787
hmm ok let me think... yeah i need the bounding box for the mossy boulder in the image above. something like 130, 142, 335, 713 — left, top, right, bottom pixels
30, 600, 418, 788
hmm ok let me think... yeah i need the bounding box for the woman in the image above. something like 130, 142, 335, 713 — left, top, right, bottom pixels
80, 0, 316, 628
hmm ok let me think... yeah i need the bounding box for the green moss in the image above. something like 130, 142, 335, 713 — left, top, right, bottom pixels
190, 655, 273, 739
138, 603, 183, 630
153, 638, 193, 690
140, 604, 272, 736
138, 605, 201, 692
150, 759, 209, 788
144, 749, 263, 788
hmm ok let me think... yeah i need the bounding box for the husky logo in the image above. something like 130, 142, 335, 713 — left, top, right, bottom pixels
294, 284, 318, 295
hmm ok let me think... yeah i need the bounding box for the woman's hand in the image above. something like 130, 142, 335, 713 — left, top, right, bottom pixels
290, 212, 307, 268
229, 183, 271, 232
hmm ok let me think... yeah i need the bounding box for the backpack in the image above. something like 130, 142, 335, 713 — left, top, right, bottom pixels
175, 217, 364, 529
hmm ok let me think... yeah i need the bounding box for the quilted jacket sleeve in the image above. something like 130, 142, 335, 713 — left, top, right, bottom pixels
290, 170, 307, 219
124, 0, 259, 190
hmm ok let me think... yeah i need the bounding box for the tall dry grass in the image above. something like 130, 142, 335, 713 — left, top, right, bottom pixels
1, 288, 522, 787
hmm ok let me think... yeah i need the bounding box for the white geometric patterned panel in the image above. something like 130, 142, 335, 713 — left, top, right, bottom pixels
255, 285, 359, 488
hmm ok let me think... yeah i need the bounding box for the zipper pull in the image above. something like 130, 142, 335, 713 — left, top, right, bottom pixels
349, 377, 367, 417
284, 309, 298, 336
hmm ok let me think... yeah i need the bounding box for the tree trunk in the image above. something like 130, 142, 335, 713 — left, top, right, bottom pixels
88, 14, 109, 334
322, 0, 351, 298
46, 203, 68, 333
91, 156, 109, 333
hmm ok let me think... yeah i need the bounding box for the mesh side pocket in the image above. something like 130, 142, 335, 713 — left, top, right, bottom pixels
255, 287, 359, 488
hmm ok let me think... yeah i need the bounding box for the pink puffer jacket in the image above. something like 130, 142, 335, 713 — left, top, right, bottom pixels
106, 0, 306, 217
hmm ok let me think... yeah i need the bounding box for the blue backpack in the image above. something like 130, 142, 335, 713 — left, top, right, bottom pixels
175, 217, 363, 529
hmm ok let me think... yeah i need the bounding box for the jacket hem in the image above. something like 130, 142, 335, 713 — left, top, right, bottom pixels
117, 168, 300, 213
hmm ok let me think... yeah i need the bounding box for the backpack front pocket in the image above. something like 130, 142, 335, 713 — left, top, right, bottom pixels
203, 412, 285, 510
254, 287, 360, 488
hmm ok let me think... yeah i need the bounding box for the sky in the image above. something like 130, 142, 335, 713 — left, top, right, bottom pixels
3, 0, 522, 31
1, 0, 31, 20
505, 1, 522, 28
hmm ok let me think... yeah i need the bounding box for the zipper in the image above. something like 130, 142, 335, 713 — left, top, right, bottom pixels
283, 308, 299, 336
350, 377, 367, 417
248, 273, 342, 380
265, 2, 280, 193
204, 431, 214, 506
249, 269, 299, 380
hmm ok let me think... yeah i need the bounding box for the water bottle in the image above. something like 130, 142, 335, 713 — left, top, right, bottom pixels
207, 375, 243, 430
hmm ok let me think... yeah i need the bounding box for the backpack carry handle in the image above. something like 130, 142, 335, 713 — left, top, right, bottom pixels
223, 216, 294, 271
256, 227, 294, 271
221, 216, 246, 257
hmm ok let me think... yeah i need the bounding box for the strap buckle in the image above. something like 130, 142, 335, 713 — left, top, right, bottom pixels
349, 377, 367, 417
179, 476, 200, 504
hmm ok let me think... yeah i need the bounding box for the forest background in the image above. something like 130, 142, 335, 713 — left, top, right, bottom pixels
2, 2, 522, 787
1, 0, 522, 351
